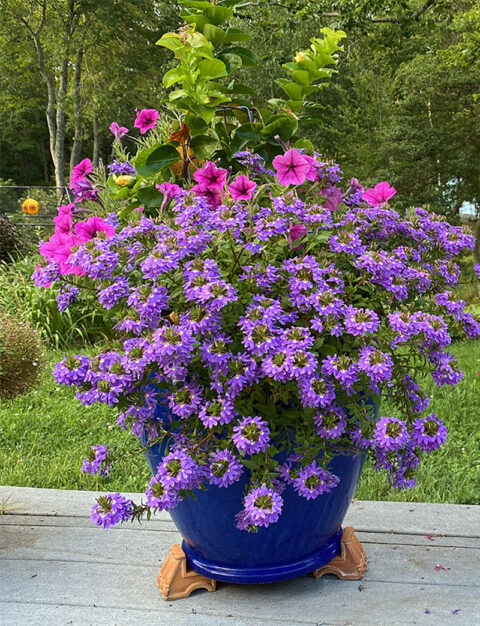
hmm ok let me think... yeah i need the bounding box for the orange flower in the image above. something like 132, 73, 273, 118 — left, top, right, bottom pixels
22, 198, 39, 215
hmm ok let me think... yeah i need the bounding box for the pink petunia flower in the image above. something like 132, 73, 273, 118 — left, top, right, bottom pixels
191, 184, 223, 208
228, 175, 257, 201
363, 182, 397, 207
289, 221, 307, 250
70, 158, 93, 187
272, 149, 311, 186
156, 182, 183, 202
109, 122, 129, 139
302, 155, 319, 182
193, 161, 228, 190
74, 217, 115, 242
319, 186, 343, 211
53, 204, 74, 235
134, 109, 159, 134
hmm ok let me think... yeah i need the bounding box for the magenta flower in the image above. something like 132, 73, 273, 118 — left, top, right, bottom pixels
109, 122, 129, 139
363, 182, 397, 207
288, 221, 307, 250
156, 182, 182, 203
53, 204, 74, 235
228, 175, 257, 201
302, 155, 319, 182
70, 158, 93, 187
134, 108, 159, 134
319, 186, 343, 211
272, 149, 311, 186
191, 184, 223, 208
193, 161, 228, 190
74, 216, 115, 242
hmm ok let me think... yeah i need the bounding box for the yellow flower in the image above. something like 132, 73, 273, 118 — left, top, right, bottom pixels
294, 51, 307, 63
22, 198, 39, 215
115, 175, 136, 187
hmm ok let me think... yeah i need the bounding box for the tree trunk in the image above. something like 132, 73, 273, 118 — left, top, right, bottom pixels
69, 48, 84, 172
92, 116, 101, 167
54, 56, 69, 189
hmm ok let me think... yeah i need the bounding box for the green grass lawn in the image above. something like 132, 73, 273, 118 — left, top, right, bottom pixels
1, 341, 479, 503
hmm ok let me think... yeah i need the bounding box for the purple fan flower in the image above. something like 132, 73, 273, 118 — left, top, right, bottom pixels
81, 444, 111, 477
157, 450, 201, 490
90, 493, 133, 529
374, 417, 409, 451
232, 416, 270, 455
208, 449, 243, 487
53, 354, 90, 387
314, 406, 347, 440
145, 475, 181, 511
243, 484, 283, 527
411, 415, 447, 452
293, 462, 340, 500
169, 383, 204, 419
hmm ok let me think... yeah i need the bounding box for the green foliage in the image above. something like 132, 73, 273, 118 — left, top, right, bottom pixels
0, 313, 43, 400
0, 257, 113, 348
0, 215, 32, 262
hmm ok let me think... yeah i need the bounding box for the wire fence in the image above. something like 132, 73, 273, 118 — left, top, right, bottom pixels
0, 186, 72, 241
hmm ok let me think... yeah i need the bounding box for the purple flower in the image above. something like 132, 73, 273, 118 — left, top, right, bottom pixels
199, 397, 235, 427
108, 160, 137, 175
81, 445, 111, 477
53, 354, 90, 387
157, 450, 201, 490
90, 493, 133, 529
474, 264, 480, 280
145, 475, 181, 511
232, 416, 270, 455
273, 149, 311, 186
288, 221, 307, 250
344, 306, 380, 336
208, 449, 243, 487
169, 383, 203, 419
134, 108, 159, 134
374, 417, 409, 451
109, 122, 129, 139
411, 415, 447, 452
314, 406, 347, 440
56, 286, 79, 312
322, 354, 359, 389
358, 346, 393, 389
293, 462, 340, 499
243, 484, 283, 527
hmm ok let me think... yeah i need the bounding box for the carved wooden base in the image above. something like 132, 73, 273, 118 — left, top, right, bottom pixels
158, 527, 366, 600
312, 526, 367, 580
157, 544, 217, 600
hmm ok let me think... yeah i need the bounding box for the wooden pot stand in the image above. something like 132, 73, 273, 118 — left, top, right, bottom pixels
158, 526, 367, 600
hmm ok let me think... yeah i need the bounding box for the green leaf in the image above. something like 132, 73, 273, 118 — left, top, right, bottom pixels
291, 70, 310, 86
218, 52, 242, 74
203, 23, 227, 47
205, 5, 233, 25
234, 122, 263, 141
156, 36, 183, 54
223, 28, 252, 43
182, 14, 209, 32
228, 83, 256, 95
137, 185, 163, 208
184, 113, 208, 136
219, 46, 258, 66
275, 79, 303, 101
261, 115, 298, 142
162, 67, 185, 89
197, 58, 227, 80
135, 144, 180, 177
190, 134, 219, 158
179, 0, 212, 9
293, 138, 314, 153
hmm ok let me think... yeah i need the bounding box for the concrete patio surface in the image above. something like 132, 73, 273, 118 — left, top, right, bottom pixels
0, 485, 479, 625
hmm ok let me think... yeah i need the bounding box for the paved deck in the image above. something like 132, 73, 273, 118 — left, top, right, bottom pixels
0, 486, 479, 625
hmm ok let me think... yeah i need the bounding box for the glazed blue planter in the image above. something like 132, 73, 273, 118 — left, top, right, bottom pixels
141, 397, 369, 585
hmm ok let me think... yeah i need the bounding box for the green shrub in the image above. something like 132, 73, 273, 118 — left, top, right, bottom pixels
0, 215, 32, 262
0, 257, 113, 348
0, 313, 43, 400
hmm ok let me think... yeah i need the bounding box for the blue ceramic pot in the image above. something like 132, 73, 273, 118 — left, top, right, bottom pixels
141, 397, 369, 585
